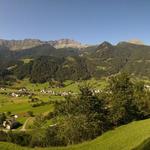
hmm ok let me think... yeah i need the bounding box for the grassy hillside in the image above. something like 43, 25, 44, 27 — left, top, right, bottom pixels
0, 119, 150, 150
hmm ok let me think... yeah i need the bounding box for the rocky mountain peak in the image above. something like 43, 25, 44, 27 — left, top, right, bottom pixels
48, 39, 87, 49
96, 41, 113, 50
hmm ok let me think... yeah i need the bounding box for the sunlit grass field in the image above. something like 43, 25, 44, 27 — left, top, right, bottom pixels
0, 78, 108, 125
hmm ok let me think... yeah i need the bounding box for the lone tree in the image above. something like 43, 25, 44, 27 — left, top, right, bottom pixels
109, 72, 139, 125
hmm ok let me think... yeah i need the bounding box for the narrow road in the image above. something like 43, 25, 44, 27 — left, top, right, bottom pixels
21, 117, 33, 131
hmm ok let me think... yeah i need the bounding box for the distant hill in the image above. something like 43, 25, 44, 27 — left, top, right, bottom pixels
128, 39, 145, 45
86, 41, 150, 78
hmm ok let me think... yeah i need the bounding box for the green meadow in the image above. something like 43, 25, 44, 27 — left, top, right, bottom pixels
0, 78, 107, 127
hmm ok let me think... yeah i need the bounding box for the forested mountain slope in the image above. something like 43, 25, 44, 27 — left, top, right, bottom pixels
0, 40, 150, 83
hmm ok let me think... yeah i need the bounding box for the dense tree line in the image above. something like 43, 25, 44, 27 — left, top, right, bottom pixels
12, 56, 91, 83
29, 56, 61, 83
0, 68, 15, 85
108, 73, 150, 126
49, 86, 109, 145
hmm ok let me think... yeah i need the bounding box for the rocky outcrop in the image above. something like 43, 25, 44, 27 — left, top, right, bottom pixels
48, 39, 87, 49
0, 39, 44, 51
0, 38, 87, 51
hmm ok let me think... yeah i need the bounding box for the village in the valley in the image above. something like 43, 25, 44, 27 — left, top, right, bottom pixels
0, 81, 102, 131
0, 81, 150, 131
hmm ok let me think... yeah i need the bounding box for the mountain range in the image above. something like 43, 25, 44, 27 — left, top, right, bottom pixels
0, 38, 150, 83
0, 39, 87, 51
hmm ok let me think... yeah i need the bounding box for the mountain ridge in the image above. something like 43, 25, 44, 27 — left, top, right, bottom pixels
0, 38, 149, 51
0, 38, 150, 81
0, 38, 87, 51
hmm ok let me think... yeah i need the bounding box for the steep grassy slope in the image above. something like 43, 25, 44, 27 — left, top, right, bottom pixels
0, 119, 150, 150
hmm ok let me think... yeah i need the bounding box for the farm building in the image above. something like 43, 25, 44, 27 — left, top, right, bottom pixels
3, 115, 20, 130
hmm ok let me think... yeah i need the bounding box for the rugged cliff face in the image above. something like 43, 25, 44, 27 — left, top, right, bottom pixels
0, 39, 43, 51
0, 39, 87, 51
48, 39, 87, 49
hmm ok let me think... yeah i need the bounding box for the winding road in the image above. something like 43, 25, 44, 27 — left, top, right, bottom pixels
21, 117, 33, 131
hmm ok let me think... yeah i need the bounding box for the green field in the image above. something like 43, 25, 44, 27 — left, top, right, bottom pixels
0, 78, 108, 127
10, 78, 108, 92
0, 119, 150, 150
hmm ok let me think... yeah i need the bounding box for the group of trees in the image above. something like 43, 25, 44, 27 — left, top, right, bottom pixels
49, 88, 108, 145
0, 68, 14, 85
14, 62, 32, 80
13, 56, 90, 83
108, 73, 150, 126
46, 72, 150, 146
0, 131, 32, 146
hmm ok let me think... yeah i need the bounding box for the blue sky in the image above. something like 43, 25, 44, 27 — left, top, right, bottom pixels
0, 0, 149, 44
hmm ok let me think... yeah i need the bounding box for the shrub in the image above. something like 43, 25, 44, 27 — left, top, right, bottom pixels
0, 131, 7, 141
27, 111, 34, 117
7, 132, 32, 146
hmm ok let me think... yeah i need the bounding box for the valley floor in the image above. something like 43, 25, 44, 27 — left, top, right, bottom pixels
0, 79, 107, 129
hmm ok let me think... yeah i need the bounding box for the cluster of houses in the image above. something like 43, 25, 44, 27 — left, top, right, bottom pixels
3, 114, 20, 130
1, 83, 150, 99
10, 88, 33, 98
40, 89, 55, 95
91, 89, 102, 94
40, 88, 104, 96
0, 87, 34, 98
11, 92, 20, 97
40, 89, 77, 96
1, 87, 103, 98
0, 87, 6, 91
